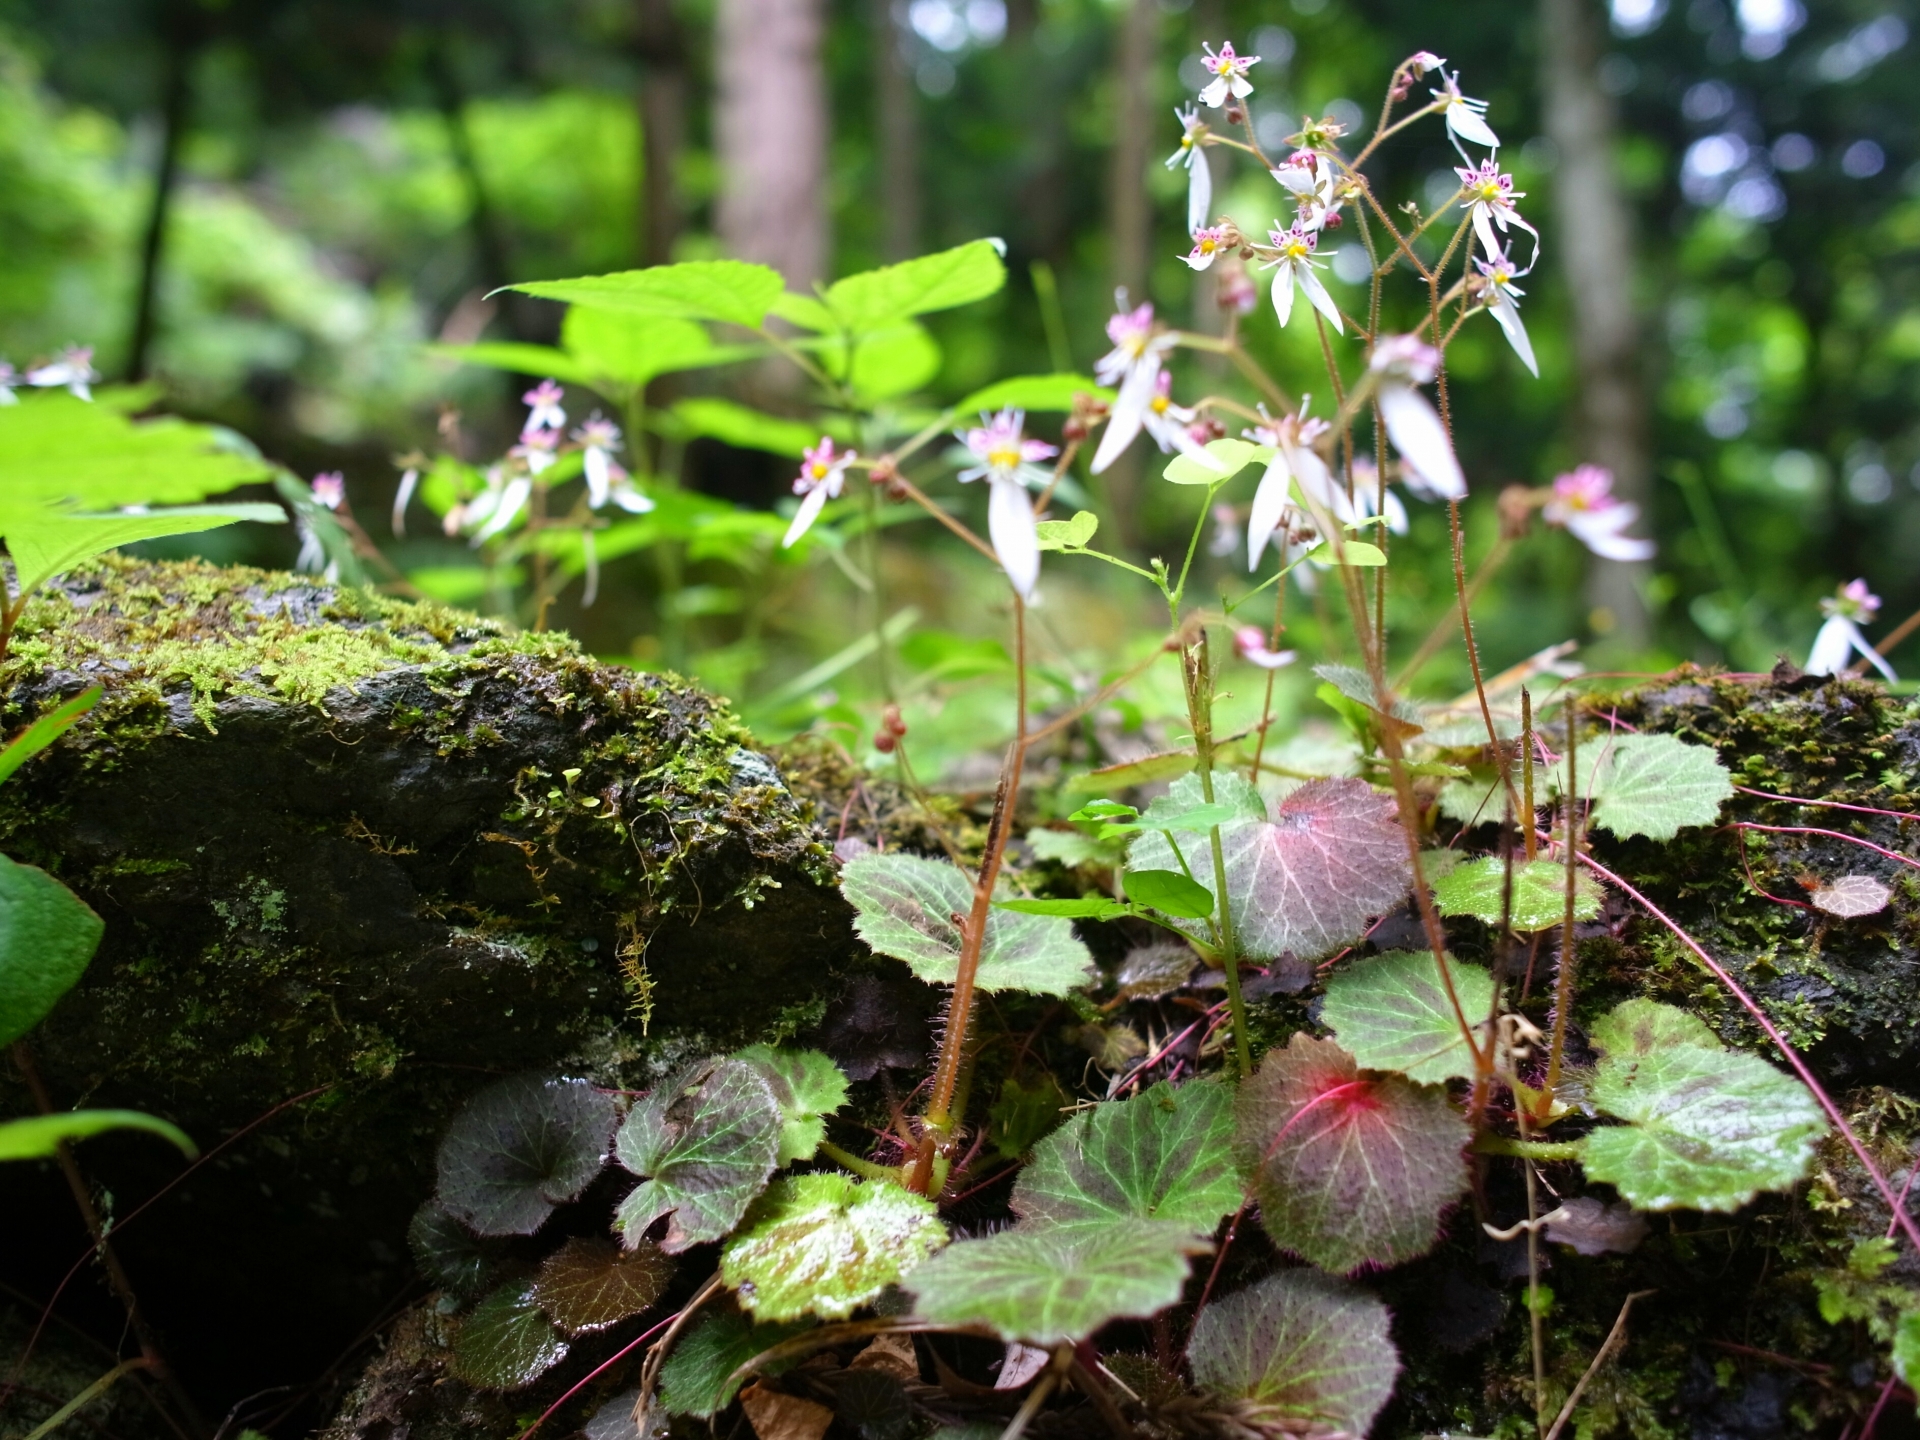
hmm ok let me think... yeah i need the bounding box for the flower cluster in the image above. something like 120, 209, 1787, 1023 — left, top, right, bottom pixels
782, 438, 858, 549
1809, 578, 1896, 680
0, 346, 99, 403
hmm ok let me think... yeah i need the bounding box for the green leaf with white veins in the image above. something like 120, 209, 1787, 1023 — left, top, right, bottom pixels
733, 1045, 848, 1164
509, 260, 786, 329
907, 1221, 1209, 1345
826, 239, 1006, 331
1580, 999, 1826, 1212
840, 852, 1095, 995
449, 1281, 569, 1390
0, 855, 104, 1048
1320, 952, 1495, 1085
1012, 1079, 1242, 1233
1188, 1270, 1401, 1439
721, 1173, 946, 1321
1558, 732, 1733, 841
1430, 856, 1602, 933
614, 1058, 784, 1250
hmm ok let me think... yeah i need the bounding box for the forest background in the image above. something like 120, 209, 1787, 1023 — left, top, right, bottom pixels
0, 0, 1915, 773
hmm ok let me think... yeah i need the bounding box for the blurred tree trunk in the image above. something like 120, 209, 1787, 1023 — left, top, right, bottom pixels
1540, 0, 1653, 647
715, 0, 830, 287
873, 0, 920, 261
126, 7, 198, 382
635, 0, 688, 267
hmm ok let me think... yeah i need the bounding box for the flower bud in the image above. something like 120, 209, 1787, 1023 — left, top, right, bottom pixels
873, 730, 897, 753
1497, 484, 1537, 541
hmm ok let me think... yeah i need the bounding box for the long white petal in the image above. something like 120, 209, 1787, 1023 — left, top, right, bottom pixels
1200, 78, 1228, 107
1271, 263, 1297, 327
1246, 457, 1293, 571
1296, 265, 1344, 333
1288, 444, 1343, 521
1272, 166, 1316, 196
988, 477, 1041, 599
1847, 622, 1899, 681
581, 527, 600, 606
474, 478, 532, 542
1378, 383, 1465, 500
1807, 616, 1855, 676
1090, 358, 1159, 474
1188, 155, 1213, 235
782, 484, 830, 547
1384, 488, 1409, 535
584, 447, 612, 507
1448, 103, 1501, 149
1488, 290, 1539, 376
392, 468, 419, 538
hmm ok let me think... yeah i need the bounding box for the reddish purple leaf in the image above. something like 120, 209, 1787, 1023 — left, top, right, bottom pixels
1233, 1034, 1468, 1274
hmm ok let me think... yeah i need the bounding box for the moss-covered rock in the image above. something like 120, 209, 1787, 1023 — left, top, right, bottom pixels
0, 555, 857, 1419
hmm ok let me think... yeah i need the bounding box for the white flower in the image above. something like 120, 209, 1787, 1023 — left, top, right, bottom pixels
1455, 157, 1537, 267
1183, 225, 1231, 272
782, 437, 857, 548
1197, 41, 1259, 108
1349, 456, 1409, 535
1407, 51, 1447, 75
573, 414, 627, 508
1474, 249, 1539, 378
522, 379, 566, 434
1542, 465, 1654, 562
0, 361, 17, 405
392, 467, 418, 537
511, 426, 560, 476
1261, 220, 1343, 333
957, 409, 1058, 600
1140, 371, 1219, 465
1166, 105, 1214, 236
1369, 336, 1465, 500
1234, 625, 1297, 670
310, 471, 345, 510
1091, 297, 1176, 475
1244, 403, 1333, 570
26, 346, 97, 401
1431, 71, 1499, 157
1271, 151, 1344, 232
1808, 579, 1895, 680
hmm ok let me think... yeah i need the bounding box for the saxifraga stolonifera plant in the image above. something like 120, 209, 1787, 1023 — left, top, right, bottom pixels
401, 39, 1918, 1440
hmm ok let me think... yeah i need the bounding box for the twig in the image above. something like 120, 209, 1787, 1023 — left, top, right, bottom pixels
635, 1275, 724, 1435
1541, 1290, 1656, 1440
17, 1358, 152, 1440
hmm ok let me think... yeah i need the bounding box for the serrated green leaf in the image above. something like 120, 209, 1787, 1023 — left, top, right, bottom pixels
436, 1074, 616, 1237
994, 896, 1132, 919
846, 323, 942, 401
840, 853, 1096, 995
990, 1073, 1071, 1160
1235, 1034, 1468, 1274
1123, 869, 1215, 919
533, 1235, 673, 1335
658, 1309, 809, 1418
721, 1173, 946, 1322
825, 240, 1006, 331
0, 1109, 195, 1161
1436, 769, 1510, 826
7, 505, 285, 598
408, 1200, 495, 1299
562, 306, 716, 388
1894, 1309, 1920, 1385
509, 260, 786, 328
1306, 540, 1387, 566
956, 374, 1110, 415
1129, 774, 1411, 962
1429, 857, 1602, 933
449, 1282, 569, 1390
0, 687, 99, 788
1319, 952, 1495, 1085
1034, 510, 1099, 551
1025, 828, 1125, 870
1581, 1000, 1826, 1212
1067, 751, 1197, 792
733, 1045, 848, 1164
770, 292, 836, 331
1311, 664, 1425, 728
1164, 438, 1258, 486
1012, 1080, 1242, 1232
906, 1221, 1208, 1345
1561, 732, 1733, 841
1188, 1270, 1400, 1438
0, 854, 104, 1049
613, 1058, 784, 1251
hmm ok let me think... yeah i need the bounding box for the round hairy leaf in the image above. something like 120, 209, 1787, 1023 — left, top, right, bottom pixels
585, 1389, 668, 1440
449, 1282, 570, 1390
1235, 1034, 1469, 1274
1809, 874, 1893, 918
906, 1221, 1208, 1345
436, 1074, 617, 1237
614, 1058, 783, 1251
533, 1235, 673, 1334
1564, 732, 1733, 841
1188, 1270, 1400, 1437
1320, 953, 1495, 1085
840, 853, 1095, 995
1129, 776, 1411, 962
722, 1174, 945, 1321
734, 1046, 850, 1165
1582, 999, 1826, 1212
0, 854, 104, 1048
657, 1309, 810, 1419
1113, 940, 1197, 1000
1429, 857, 1602, 933
1011, 1080, 1242, 1233
834, 1368, 914, 1440
408, 1200, 495, 1298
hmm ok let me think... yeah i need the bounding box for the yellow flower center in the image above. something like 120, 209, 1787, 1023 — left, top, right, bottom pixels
988, 445, 1021, 469
808, 461, 829, 479
1197, 237, 1218, 254
1149, 396, 1170, 415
